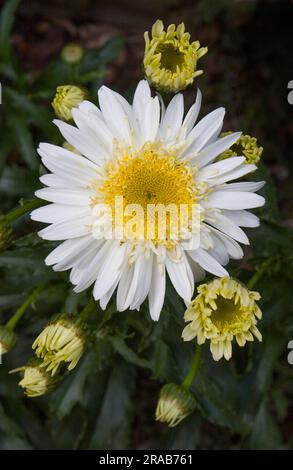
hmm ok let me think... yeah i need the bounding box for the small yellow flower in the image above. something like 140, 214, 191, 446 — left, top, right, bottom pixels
0, 326, 17, 354
0, 215, 12, 252
61, 43, 84, 64
156, 383, 197, 427
143, 19, 207, 93
32, 315, 87, 376
52, 85, 87, 121
10, 361, 59, 397
218, 132, 263, 165
182, 277, 262, 361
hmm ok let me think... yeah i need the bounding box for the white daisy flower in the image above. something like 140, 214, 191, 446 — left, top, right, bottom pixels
31, 80, 265, 321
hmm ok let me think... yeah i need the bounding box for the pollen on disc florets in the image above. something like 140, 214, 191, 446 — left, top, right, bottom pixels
182, 277, 262, 361
218, 132, 263, 165
32, 314, 88, 376
143, 19, 208, 93
93, 141, 198, 248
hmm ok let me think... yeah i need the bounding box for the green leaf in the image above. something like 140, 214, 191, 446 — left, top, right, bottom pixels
244, 400, 283, 449
0, 0, 21, 60
89, 359, 135, 449
7, 112, 38, 169
0, 403, 32, 450
108, 335, 152, 369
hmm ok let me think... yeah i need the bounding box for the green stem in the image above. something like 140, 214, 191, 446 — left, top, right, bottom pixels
6, 199, 46, 223
5, 285, 46, 331
77, 299, 97, 325
247, 257, 275, 290
181, 344, 202, 390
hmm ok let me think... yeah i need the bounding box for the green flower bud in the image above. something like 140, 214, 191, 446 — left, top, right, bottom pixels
0, 326, 17, 354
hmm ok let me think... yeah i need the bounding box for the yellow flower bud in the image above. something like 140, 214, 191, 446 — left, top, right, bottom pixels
143, 20, 207, 93
52, 85, 88, 121
155, 383, 197, 427
32, 314, 88, 376
218, 132, 263, 165
61, 43, 84, 64
10, 360, 59, 397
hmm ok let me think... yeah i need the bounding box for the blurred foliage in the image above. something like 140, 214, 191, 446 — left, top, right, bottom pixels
0, 0, 292, 450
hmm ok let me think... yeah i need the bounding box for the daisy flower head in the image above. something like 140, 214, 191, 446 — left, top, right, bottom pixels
182, 277, 262, 361
144, 20, 208, 93
32, 80, 265, 321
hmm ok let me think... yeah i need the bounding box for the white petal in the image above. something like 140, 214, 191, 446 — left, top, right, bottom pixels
197, 157, 246, 182
182, 88, 202, 134
221, 209, 260, 228
160, 94, 184, 142
205, 191, 265, 210
219, 181, 265, 192
74, 240, 112, 292
148, 261, 166, 321
191, 132, 242, 168
35, 188, 93, 205
130, 255, 153, 310
205, 212, 249, 244
98, 86, 132, 144
45, 235, 94, 266
93, 242, 128, 300
53, 119, 107, 164
31, 204, 90, 224
141, 96, 160, 143
38, 215, 93, 240
39, 174, 74, 188
183, 108, 225, 157
188, 248, 228, 277
165, 254, 194, 304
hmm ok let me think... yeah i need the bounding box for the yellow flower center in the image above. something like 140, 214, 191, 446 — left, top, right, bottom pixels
158, 43, 185, 72
95, 142, 197, 247
210, 296, 247, 330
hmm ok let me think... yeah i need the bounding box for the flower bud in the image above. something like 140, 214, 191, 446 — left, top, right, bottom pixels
0, 326, 17, 354
61, 43, 84, 64
10, 360, 59, 397
32, 314, 88, 376
144, 20, 207, 93
52, 85, 87, 121
155, 383, 197, 427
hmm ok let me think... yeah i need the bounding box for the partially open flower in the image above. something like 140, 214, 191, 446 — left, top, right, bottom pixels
0, 215, 12, 252
143, 20, 207, 93
10, 360, 59, 397
52, 85, 87, 121
218, 132, 263, 165
61, 43, 84, 64
0, 326, 17, 354
156, 383, 197, 427
182, 277, 262, 361
32, 315, 88, 375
